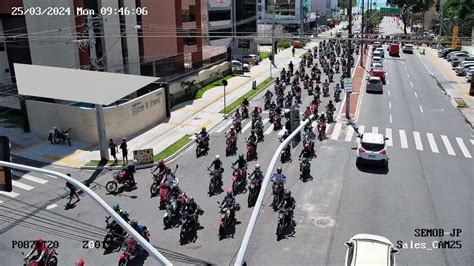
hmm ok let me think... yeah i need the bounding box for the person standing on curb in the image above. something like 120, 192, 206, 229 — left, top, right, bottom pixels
109, 138, 118, 165
65, 174, 80, 207
119, 138, 128, 165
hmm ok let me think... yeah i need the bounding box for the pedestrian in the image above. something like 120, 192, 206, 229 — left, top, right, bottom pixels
292, 47, 295, 57
119, 138, 128, 165
65, 174, 80, 206
109, 138, 118, 165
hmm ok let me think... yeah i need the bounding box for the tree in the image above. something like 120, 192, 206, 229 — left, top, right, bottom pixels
181, 80, 201, 97
338, 0, 357, 10
391, 0, 435, 34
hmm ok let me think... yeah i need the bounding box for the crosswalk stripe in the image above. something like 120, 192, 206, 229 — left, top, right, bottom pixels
216, 120, 232, 133
331, 122, 342, 140
0, 191, 19, 198
372, 127, 378, 134
399, 130, 408, 149
441, 135, 456, 156
413, 131, 423, 151
264, 124, 274, 135
385, 128, 393, 146
358, 125, 365, 135
470, 139, 474, 145
277, 129, 286, 136
0, 200, 3, 204
12, 171, 48, 184
456, 138, 472, 158
12, 180, 34, 191
426, 133, 439, 153
242, 122, 252, 133
345, 126, 354, 142
262, 118, 270, 125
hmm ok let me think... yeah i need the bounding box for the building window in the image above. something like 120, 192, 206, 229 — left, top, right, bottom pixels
0, 42, 5, 51
209, 10, 231, 21
183, 30, 197, 46
258, 5, 262, 12
182, 6, 196, 22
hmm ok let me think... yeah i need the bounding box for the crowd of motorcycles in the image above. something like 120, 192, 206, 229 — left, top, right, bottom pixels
59, 39, 358, 266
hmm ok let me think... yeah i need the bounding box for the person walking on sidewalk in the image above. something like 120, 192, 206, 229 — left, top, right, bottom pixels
109, 138, 118, 165
292, 47, 296, 57
119, 138, 128, 165
65, 174, 80, 207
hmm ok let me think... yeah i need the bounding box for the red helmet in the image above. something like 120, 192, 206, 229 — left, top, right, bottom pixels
159, 159, 164, 164
75, 258, 85, 266
226, 188, 233, 195
35, 238, 44, 245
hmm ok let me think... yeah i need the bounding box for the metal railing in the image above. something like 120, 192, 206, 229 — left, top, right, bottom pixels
0, 161, 172, 266
234, 115, 314, 265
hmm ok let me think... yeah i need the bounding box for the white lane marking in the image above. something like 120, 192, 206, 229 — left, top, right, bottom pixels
389, 102, 392, 109
331, 122, 342, 140
0, 200, 3, 204
241, 121, 252, 133
414, 92, 418, 98
386, 80, 390, 85
0, 191, 19, 198
358, 125, 365, 135
385, 128, 393, 146
419, 105, 424, 113
413, 131, 424, 151
456, 138, 472, 158
264, 124, 274, 135
399, 129, 408, 148
262, 118, 270, 125
216, 120, 232, 133
389, 115, 393, 123
441, 135, 456, 156
402, 61, 405, 64
407, 73, 410, 78
410, 81, 414, 87
46, 204, 58, 210
277, 129, 286, 136
12, 172, 48, 184
471, 139, 474, 145
12, 180, 34, 191
404, 66, 407, 70
372, 127, 378, 134
388, 90, 391, 96
426, 133, 439, 153
345, 126, 354, 142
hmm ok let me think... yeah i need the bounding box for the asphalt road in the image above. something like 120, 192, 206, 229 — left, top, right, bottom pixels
0, 29, 356, 265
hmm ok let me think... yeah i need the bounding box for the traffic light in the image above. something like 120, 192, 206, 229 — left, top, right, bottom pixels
0, 136, 12, 192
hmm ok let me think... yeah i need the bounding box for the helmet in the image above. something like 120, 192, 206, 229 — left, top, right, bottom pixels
159, 159, 165, 164
133, 160, 138, 165
215, 155, 220, 159
255, 164, 260, 169
277, 167, 282, 174
329, 100, 333, 104
130, 219, 138, 228
226, 188, 233, 195
187, 196, 194, 204
239, 154, 244, 159
230, 126, 235, 130
165, 167, 171, 173
113, 203, 120, 211
304, 143, 309, 148
75, 258, 85, 266
284, 189, 291, 196
201, 127, 206, 132
122, 138, 126, 141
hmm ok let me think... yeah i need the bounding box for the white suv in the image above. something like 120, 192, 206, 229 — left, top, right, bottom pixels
345, 234, 399, 266
356, 132, 389, 167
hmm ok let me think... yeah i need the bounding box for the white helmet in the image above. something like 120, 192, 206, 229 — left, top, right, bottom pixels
255, 164, 260, 169
215, 155, 220, 159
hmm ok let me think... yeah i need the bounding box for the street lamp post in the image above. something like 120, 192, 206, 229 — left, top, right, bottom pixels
223, 79, 228, 118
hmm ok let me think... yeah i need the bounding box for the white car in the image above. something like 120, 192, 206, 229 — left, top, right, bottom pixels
373, 41, 382, 48
370, 62, 383, 71
356, 132, 388, 166
345, 234, 399, 266
371, 56, 383, 65
373, 50, 384, 59
375, 48, 385, 58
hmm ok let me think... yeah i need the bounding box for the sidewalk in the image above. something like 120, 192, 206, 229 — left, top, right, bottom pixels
12, 25, 346, 169
420, 47, 474, 127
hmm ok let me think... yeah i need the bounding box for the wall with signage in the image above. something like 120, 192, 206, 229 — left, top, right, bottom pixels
26, 88, 166, 144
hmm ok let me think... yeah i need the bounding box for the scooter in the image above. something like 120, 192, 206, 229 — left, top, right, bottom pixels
246, 141, 258, 161
103, 216, 126, 249
225, 137, 237, 157
247, 177, 261, 207
271, 182, 285, 211
217, 202, 240, 240
207, 167, 223, 196
231, 167, 247, 194
299, 158, 311, 182
276, 208, 290, 239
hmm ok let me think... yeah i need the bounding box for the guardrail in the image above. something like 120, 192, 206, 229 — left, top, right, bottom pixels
0, 161, 172, 266
234, 115, 314, 265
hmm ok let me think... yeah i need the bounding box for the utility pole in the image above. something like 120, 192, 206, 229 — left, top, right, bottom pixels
360, 0, 365, 67
345, 0, 353, 119
300, 0, 304, 36
87, 14, 109, 161
271, 1, 276, 78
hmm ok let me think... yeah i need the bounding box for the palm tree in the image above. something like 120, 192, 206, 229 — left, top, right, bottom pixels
210, 70, 224, 83
181, 80, 202, 97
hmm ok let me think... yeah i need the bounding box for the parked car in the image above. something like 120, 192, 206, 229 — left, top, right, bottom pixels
242, 54, 261, 65
366, 76, 383, 93
446, 51, 468, 61
344, 234, 399, 266
452, 56, 474, 67
402, 44, 414, 54
455, 63, 474, 76
375, 48, 385, 58
232, 60, 250, 73
441, 47, 461, 58
466, 69, 473, 82
370, 69, 386, 84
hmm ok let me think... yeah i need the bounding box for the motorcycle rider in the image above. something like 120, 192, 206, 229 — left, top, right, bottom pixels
197, 127, 210, 147
264, 90, 273, 101
246, 131, 258, 155
152, 159, 167, 176
209, 155, 223, 173
248, 164, 264, 193
161, 167, 176, 185
125, 160, 137, 186
299, 143, 313, 159
232, 154, 248, 177
24, 238, 49, 264
220, 188, 237, 223
129, 219, 149, 241
280, 130, 290, 142
251, 106, 262, 120
326, 100, 336, 113
181, 196, 200, 228
225, 126, 238, 150
112, 203, 129, 221
234, 108, 242, 121
271, 167, 287, 206
278, 190, 296, 224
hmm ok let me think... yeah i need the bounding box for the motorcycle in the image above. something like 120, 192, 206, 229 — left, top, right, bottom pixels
163, 196, 183, 228
246, 141, 257, 161
194, 134, 209, 157
317, 121, 326, 141
241, 105, 249, 119
231, 167, 247, 194
103, 216, 126, 249
207, 167, 223, 196
106, 169, 133, 193
276, 208, 290, 239
225, 137, 237, 157
272, 182, 285, 211
150, 172, 164, 197
159, 178, 179, 209
233, 119, 242, 133
327, 110, 334, 123
280, 145, 292, 163
273, 114, 282, 130
247, 177, 261, 207
299, 158, 311, 182
179, 212, 197, 245
334, 89, 341, 102
48, 127, 71, 146
217, 202, 240, 240
323, 86, 329, 97
264, 98, 271, 110
118, 238, 138, 266
23, 248, 58, 266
